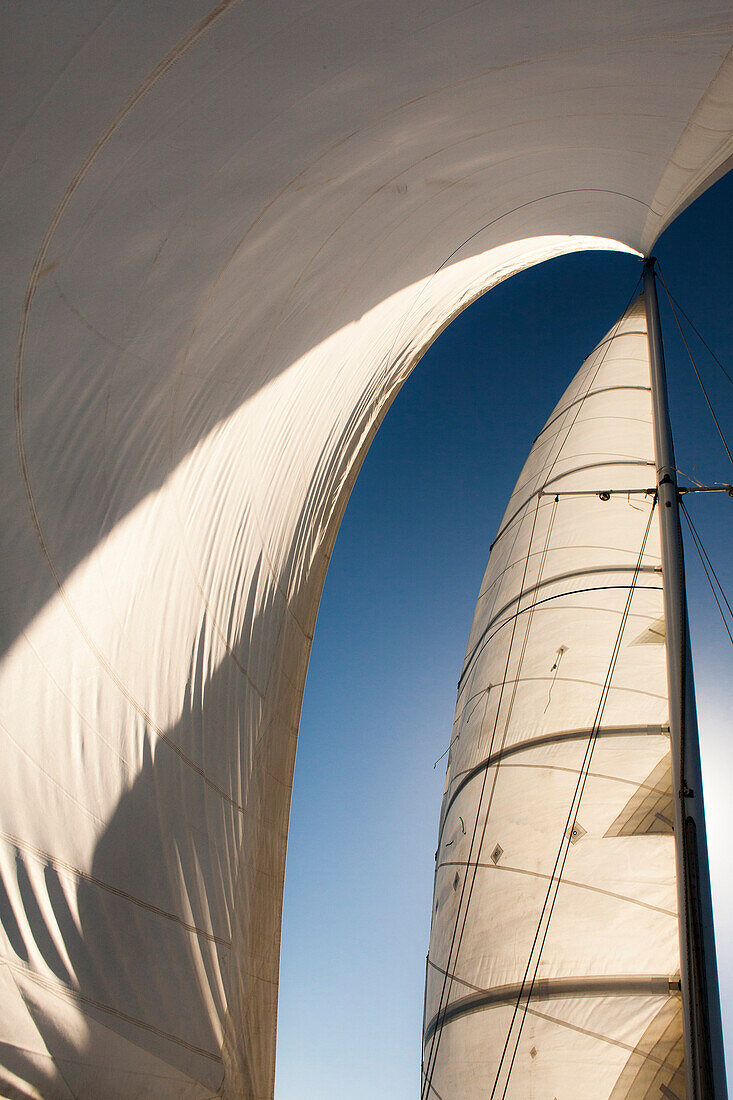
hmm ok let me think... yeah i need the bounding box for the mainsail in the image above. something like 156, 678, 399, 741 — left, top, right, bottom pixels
423, 297, 688, 1097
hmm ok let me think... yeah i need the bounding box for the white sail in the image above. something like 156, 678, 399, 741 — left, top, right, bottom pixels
2, 6, 732, 1097
423, 297, 684, 1098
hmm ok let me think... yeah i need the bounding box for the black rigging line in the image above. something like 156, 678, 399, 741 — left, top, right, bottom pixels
657, 280, 733, 391
680, 498, 733, 646
488, 500, 657, 1100
656, 266, 733, 468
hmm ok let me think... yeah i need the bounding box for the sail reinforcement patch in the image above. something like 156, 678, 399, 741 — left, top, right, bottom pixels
566, 821, 587, 844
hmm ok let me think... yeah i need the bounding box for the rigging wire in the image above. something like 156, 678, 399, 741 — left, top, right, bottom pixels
656, 266, 733, 468
657, 279, 733, 391
680, 498, 733, 646
433, 736, 458, 769
488, 500, 657, 1100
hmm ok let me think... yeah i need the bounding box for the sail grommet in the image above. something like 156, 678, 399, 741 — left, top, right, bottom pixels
566, 820, 587, 844
599, 491, 611, 501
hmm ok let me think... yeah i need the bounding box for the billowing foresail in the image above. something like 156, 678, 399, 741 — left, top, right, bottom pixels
423, 297, 684, 1098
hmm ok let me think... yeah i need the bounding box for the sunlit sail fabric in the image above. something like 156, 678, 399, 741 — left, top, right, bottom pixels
1, 4, 732, 1097
423, 298, 683, 1098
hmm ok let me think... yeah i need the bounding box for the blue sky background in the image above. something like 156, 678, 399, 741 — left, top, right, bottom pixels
274, 172, 733, 1098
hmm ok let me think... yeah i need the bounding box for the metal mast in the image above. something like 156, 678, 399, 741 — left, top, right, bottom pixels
643, 258, 727, 1099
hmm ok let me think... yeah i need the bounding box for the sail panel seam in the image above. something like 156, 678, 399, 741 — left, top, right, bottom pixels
459, 580, 662, 695
477, 562, 660, 639
532, 384, 652, 444
477, 536, 660, 607
0, 830, 231, 948
1, 955, 224, 1063
456, 676, 667, 727
440, 724, 669, 835
524, 1002, 675, 1063
423, 974, 677, 1044
434, 861, 676, 917
490, 460, 655, 554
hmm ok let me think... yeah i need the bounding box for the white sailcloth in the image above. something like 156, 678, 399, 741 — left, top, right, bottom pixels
424, 297, 683, 1099
2, 6, 732, 1096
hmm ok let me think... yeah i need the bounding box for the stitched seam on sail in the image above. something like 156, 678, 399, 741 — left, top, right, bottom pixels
459, 579, 662, 695
526, 1002, 675, 1060
532, 382, 651, 443
455, 676, 666, 729
533, 301, 644, 490
480, 562, 659, 637
439, 724, 670, 834
490, 459, 655, 553
477, 535, 660, 607
434, 861, 676, 917
1, 956, 223, 1063
1, 831, 231, 948
424, 974, 675, 1043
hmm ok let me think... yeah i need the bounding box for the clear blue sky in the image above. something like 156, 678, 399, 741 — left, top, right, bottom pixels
275, 173, 733, 1098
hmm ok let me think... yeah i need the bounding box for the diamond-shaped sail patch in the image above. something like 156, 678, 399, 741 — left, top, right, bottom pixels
566, 820, 586, 844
